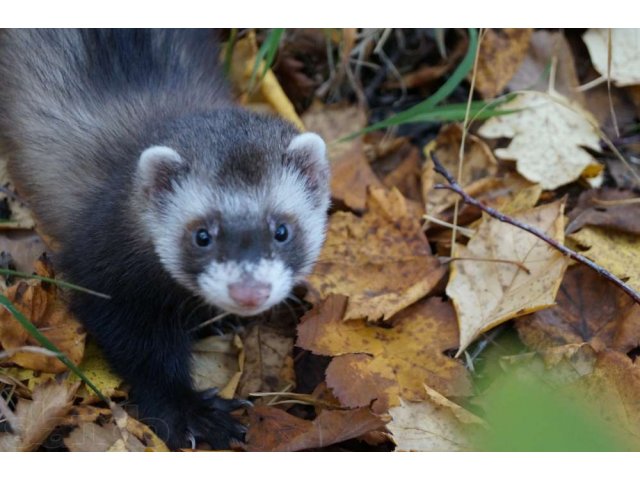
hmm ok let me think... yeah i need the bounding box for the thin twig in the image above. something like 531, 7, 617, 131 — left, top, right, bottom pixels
430, 152, 640, 305
442, 256, 531, 275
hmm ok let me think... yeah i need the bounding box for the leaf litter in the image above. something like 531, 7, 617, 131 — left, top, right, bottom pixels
2, 28, 640, 452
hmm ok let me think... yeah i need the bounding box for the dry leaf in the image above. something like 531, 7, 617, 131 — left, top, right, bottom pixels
74, 342, 123, 403
0, 380, 78, 451
447, 200, 569, 354
508, 31, 584, 104
0, 258, 86, 373
569, 226, 640, 293
567, 188, 640, 235
0, 157, 36, 230
245, 405, 387, 451
474, 28, 533, 99
238, 322, 295, 398
479, 90, 602, 189
583, 29, 640, 87
516, 265, 640, 353
388, 386, 485, 451
191, 334, 244, 399
307, 188, 445, 322
297, 295, 472, 405
302, 102, 383, 211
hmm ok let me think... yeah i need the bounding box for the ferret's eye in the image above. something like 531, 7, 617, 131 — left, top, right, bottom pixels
194, 228, 212, 247
274, 224, 289, 243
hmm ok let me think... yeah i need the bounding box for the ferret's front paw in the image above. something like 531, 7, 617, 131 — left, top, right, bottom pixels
183, 389, 250, 450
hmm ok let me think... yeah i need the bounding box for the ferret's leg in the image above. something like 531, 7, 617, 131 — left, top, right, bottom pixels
71, 295, 247, 449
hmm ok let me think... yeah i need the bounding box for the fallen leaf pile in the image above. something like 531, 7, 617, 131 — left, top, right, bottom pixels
2, 28, 640, 452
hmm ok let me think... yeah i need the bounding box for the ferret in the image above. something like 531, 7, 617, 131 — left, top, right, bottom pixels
0, 29, 330, 449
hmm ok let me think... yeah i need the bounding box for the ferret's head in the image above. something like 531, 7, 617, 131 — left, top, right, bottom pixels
135, 111, 330, 316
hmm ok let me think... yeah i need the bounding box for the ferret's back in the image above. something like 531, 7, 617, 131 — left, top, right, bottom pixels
0, 29, 230, 239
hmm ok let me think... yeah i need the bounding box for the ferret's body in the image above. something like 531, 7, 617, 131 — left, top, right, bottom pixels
0, 29, 329, 449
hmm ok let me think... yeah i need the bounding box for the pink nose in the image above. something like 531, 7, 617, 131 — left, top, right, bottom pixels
228, 280, 271, 309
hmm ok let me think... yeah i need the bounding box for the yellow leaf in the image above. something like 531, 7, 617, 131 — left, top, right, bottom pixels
447, 200, 569, 354
307, 188, 445, 322
478, 91, 602, 189
569, 226, 640, 293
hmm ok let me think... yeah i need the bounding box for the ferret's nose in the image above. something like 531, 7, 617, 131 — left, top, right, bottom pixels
228, 280, 271, 309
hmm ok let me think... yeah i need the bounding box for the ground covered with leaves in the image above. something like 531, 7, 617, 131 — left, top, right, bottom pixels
1, 28, 640, 451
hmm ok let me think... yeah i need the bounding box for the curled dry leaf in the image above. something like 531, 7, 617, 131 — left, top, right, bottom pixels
191, 334, 244, 399
447, 200, 569, 354
245, 405, 387, 451
478, 90, 602, 190
567, 188, 640, 235
0, 258, 85, 373
302, 102, 382, 211
474, 28, 533, 99
516, 265, 640, 353
569, 226, 640, 293
297, 295, 472, 408
307, 188, 445, 322
238, 322, 295, 398
422, 123, 498, 222
388, 385, 485, 451
583, 29, 640, 87
0, 380, 78, 451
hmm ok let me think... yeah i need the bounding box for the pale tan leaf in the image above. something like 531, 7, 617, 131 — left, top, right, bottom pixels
447, 200, 569, 354
478, 91, 602, 189
388, 386, 485, 452
583, 29, 640, 87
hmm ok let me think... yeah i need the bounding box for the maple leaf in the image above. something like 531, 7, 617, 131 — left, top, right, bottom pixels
307, 188, 445, 322
447, 200, 569, 354
478, 90, 602, 189
297, 295, 472, 409
583, 29, 640, 87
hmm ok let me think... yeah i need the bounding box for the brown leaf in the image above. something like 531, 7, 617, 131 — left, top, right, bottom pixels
238, 322, 295, 398
302, 103, 383, 211
567, 188, 640, 235
298, 295, 472, 405
508, 31, 584, 105
447, 200, 569, 354
516, 265, 640, 353
245, 405, 387, 451
422, 123, 498, 222
307, 188, 445, 322
474, 29, 533, 99
0, 258, 86, 373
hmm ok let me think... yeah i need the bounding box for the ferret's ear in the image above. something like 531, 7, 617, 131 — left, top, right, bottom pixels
285, 132, 329, 193
137, 146, 184, 195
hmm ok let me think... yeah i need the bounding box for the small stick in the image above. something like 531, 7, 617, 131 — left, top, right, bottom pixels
430, 153, 640, 305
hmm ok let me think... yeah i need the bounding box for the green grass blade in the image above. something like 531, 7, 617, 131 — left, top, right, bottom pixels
249, 28, 285, 90
223, 28, 238, 76
340, 28, 479, 141
0, 293, 107, 403
0, 268, 110, 299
